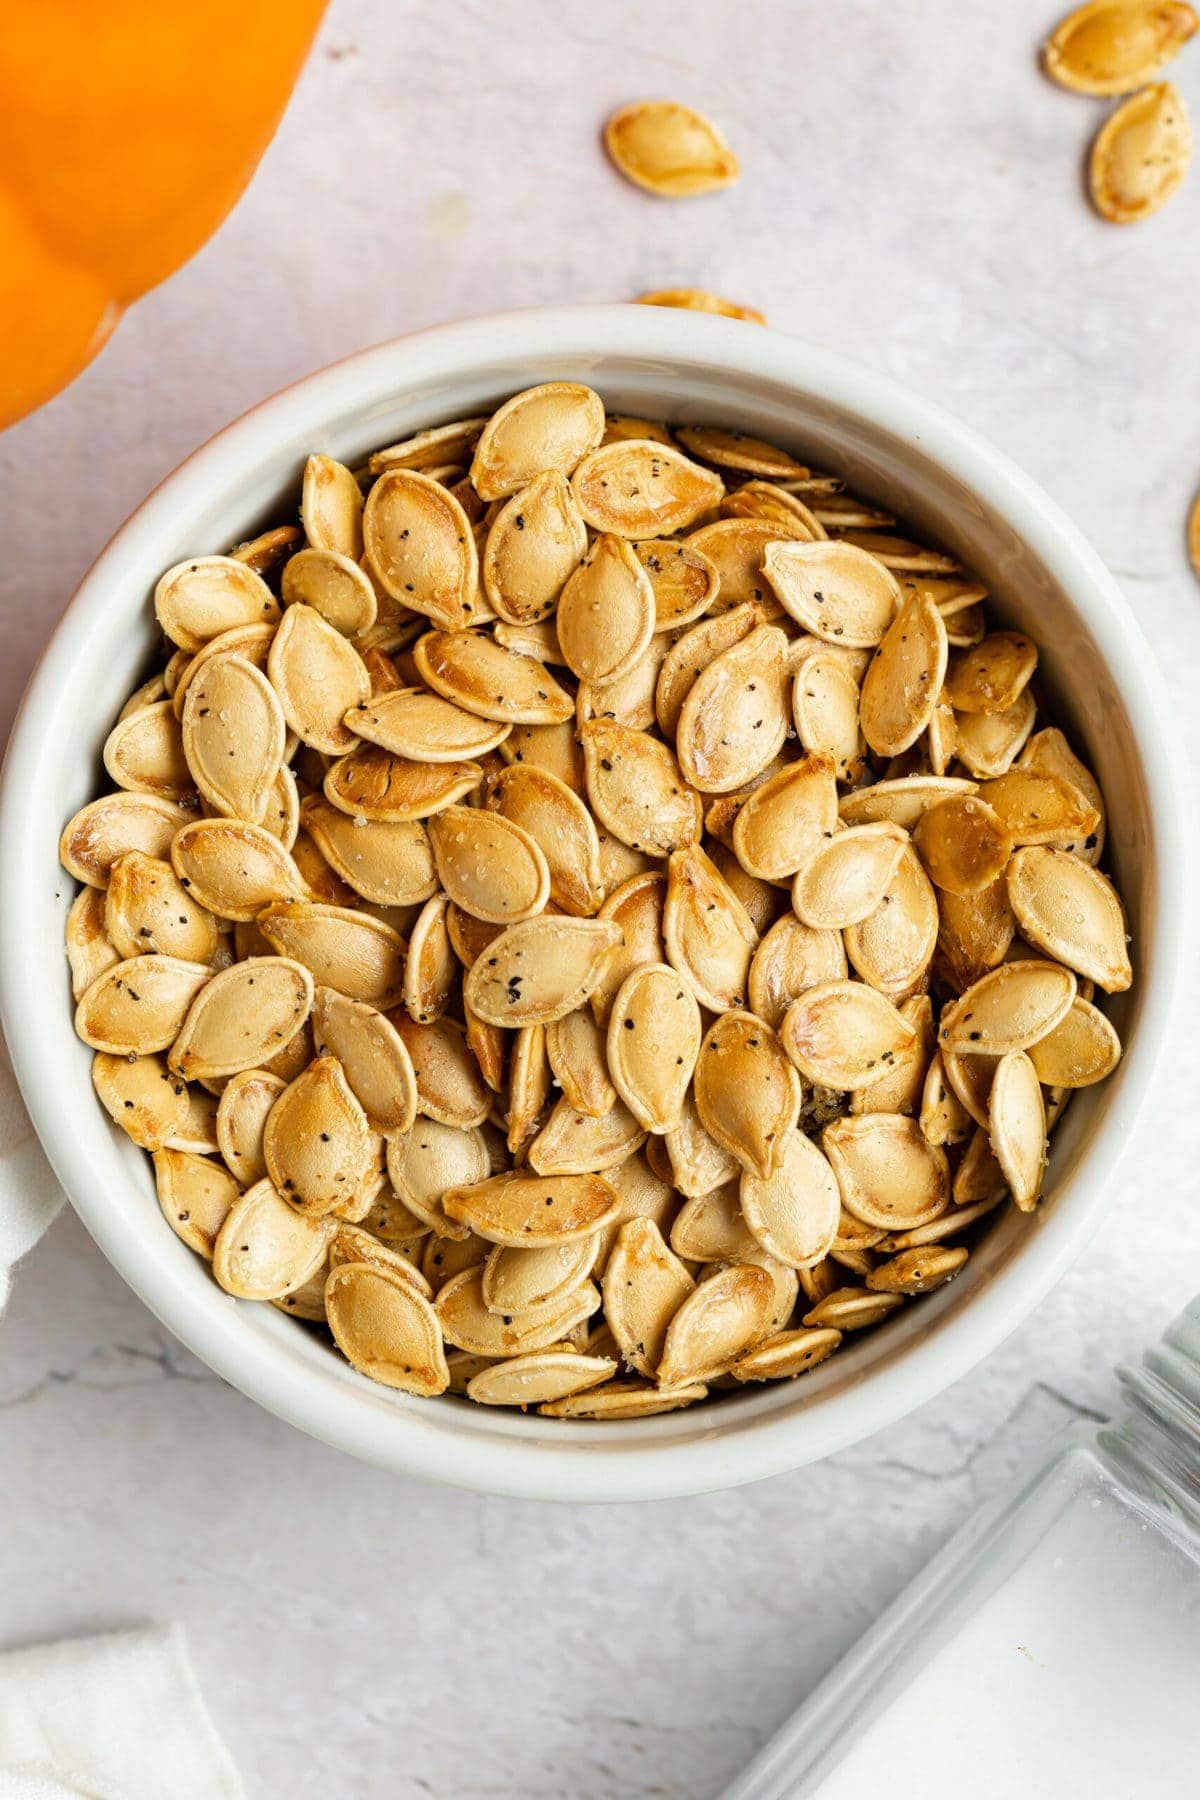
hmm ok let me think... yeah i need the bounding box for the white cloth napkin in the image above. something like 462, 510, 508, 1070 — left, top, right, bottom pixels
0, 1031, 62, 1316
0, 1626, 245, 1800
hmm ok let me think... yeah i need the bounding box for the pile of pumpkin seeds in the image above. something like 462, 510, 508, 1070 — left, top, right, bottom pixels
60, 383, 1131, 1417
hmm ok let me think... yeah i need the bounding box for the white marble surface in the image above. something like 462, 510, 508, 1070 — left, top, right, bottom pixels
2, 2, 1199, 1795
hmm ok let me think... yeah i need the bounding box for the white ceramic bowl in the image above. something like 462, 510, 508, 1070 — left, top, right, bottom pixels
0, 306, 1185, 1501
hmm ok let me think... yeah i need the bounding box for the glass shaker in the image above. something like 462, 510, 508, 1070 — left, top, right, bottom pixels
724, 1298, 1200, 1800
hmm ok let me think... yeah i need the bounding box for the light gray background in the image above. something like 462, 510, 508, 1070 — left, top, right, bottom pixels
2, 3, 1198, 1795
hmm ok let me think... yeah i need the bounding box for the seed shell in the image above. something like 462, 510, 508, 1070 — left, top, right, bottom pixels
104, 851, 219, 963
467, 1352, 616, 1407
171, 818, 310, 921
657, 1263, 775, 1386
988, 1049, 1047, 1212
859, 587, 948, 756
182, 653, 287, 823
636, 288, 764, 323
571, 439, 725, 538
581, 719, 702, 858
267, 603, 371, 754
362, 469, 479, 630
603, 99, 739, 197
606, 962, 702, 1133
664, 843, 759, 1012
212, 1177, 334, 1300
301, 454, 363, 559
739, 1128, 841, 1270
154, 556, 280, 652
168, 955, 313, 1078
1089, 80, 1192, 221
215, 1070, 285, 1185
675, 625, 789, 794
469, 382, 605, 502
297, 797, 437, 909
311, 987, 418, 1134
527, 1096, 647, 1176
938, 958, 1077, 1054
1006, 847, 1132, 992
557, 535, 656, 687
1044, 1, 1199, 94
791, 645, 866, 781
732, 754, 838, 881
792, 822, 909, 930
482, 470, 587, 624
764, 539, 900, 647
823, 1113, 950, 1231
694, 1010, 801, 1179
414, 629, 575, 725
780, 979, 917, 1090
436, 1267, 599, 1355
464, 916, 624, 1026
75, 956, 212, 1056
428, 804, 550, 923
257, 902, 405, 1007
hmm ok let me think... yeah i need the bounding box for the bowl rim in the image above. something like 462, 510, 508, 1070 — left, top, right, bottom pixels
0, 304, 1187, 1502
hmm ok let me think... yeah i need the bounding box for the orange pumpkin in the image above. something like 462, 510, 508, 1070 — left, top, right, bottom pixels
0, 0, 326, 428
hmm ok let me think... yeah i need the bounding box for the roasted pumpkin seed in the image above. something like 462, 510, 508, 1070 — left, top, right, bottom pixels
603, 99, 740, 197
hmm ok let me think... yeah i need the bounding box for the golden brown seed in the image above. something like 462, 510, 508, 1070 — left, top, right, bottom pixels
656, 603, 757, 737
1028, 996, 1122, 1087
581, 718, 702, 858
299, 796, 438, 907
664, 843, 759, 1012
988, 1049, 1047, 1212
280, 546, 377, 636
636, 288, 764, 322
257, 902, 405, 1008
344, 686, 511, 762
311, 987, 418, 1134
606, 963, 702, 1133
694, 1010, 801, 1179
748, 915, 847, 1029
153, 1147, 240, 1260
463, 915, 624, 1026
215, 1070, 285, 1186
913, 795, 1013, 896
764, 539, 900, 646
732, 1326, 843, 1381
603, 1218, 694, 1376
428, 804, 550, 923
634, 538, 721, 630
263, 1056, 374, 1217
104, 851, 219, 963
792, 822, 909, 930
414, 628, 575, 725
740, 1128, 841, 1270
938, 958, 1077, 1054
538, 1378, 706, 1418
1044, 1, 1198, 94
393, 1014, 491, 1129
325, 1262, 449, 1395
527, 1096, 646, 1176
791, 644, 866, 781
556, 534, 657, 688
75, 955, 212, 1056
487, 763, 603, 918
443, 1171, 619, 1247
843, 846, 938, 998
675, 625, 789, 794
469, 383, 606, 502
603, 100, 740, 197
154, 556, 280, 652
362, 469, 479, 630
780, 979, 917, 1090
859, 588, 948, 756
181, 653, 287, 824
266, 602, 371, 755
866, 1245, 968, 1295
955, 690, 1037, 779
823, 1113, 950, 1231
437, 1267, 599, 1355
170, 818, 310, 921
657, 1263, 775, 1386
732, 754, 838, 882
301, 454, 363, 559
1006, 847, 1132, 992
482, 470, 587, 625
467, 1352, 616, 1408
1089, 80, 1192, 222
102, 702, 193, 800
369, 416, 488, 476
571, 439, 725, 538
93, 1052, 191, 1151
61, 793, 194, 891
944, 632, 1038, 714
387, 1120, 489, 1240
212, 1178, 334, 1300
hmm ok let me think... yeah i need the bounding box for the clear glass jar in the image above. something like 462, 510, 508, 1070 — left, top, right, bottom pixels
724, 1299, 1200, 1800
